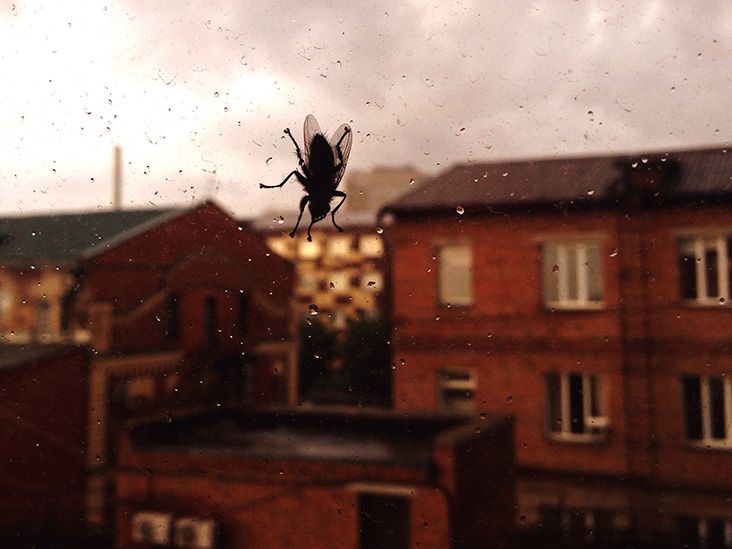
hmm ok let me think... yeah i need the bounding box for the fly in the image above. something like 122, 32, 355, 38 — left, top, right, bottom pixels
260, 114, 353, 241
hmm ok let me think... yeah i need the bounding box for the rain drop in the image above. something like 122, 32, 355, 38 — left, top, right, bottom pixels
266, 157, 273, 165
275, 216, 285, 225
720, 297, 726, 305
609, 248, 618, 258
409, 178, 415, 185
552, 264, 559, 273
631, 161, 638, 168
456, 205, 465, 215
502, 172, 509, 177
367, 281, 376, 287
376, 227, 384, 234
309, 304, 319, 315
587, 189, 595, 196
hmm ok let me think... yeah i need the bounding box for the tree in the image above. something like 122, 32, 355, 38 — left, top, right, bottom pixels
340, 315, 391, 405
297, 315, 337, 399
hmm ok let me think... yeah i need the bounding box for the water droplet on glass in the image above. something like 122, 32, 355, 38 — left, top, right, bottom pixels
367, 281, 376, 287
587, 189, 595, 196
399, 358, 406, 366
213, 91, 219, 98
456, 205, 465, 215
266, 157, 273, 165
435, 315, 440, 321
409, 178, 415, 185
376, 227, 383, 234
631, 161, 638, 168
720, 297, 726, 304
506, 395, 513, 403
552, 264, 559, 273
309, 304, 319, 315
502, 172, 509, 177
641, 157, 648, 164
609, 248, 618, 258
479, 412, 487, 420
275, 216, 285, 225
313, 353, 321, 359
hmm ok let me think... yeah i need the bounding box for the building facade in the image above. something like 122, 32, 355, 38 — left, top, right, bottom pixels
383, 148, 732, 546
114, 407, 514, 549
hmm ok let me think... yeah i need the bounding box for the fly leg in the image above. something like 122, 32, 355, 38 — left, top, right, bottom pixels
289, 195, 310, 238
284, 128, 307, 171
334, 126, 351, 164
330, 191, 347, 232
260, 170, 305, 189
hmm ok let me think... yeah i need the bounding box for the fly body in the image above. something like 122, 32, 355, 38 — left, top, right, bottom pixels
260, 114, 353, 241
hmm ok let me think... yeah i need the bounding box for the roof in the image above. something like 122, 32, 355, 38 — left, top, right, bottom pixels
385, 147, 732, 214
130, 407, 473, 466
0, 207, 181, 264
248, 208, 378, 233
0, 343, 84, 373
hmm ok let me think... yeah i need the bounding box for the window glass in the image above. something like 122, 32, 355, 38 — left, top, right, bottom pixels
437, 244, 472, 306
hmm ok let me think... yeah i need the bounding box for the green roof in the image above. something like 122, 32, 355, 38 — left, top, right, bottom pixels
0, 208, 180, 265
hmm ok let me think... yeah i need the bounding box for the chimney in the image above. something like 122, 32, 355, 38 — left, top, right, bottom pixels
112, 145, 122, 211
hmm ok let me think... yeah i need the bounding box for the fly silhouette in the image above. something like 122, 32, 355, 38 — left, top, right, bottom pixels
260, 115, 353, 241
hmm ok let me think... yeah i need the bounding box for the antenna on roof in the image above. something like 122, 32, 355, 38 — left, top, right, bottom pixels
113, 145, 123, 211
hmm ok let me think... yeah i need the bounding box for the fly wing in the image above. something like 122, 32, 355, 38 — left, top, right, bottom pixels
329, 123, 353, 187
303, 114, 322, 160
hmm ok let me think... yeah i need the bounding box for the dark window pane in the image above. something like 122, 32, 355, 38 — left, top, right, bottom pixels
593, 509, 614, 543
205, 296, 218, 344
678, 247, 697, 299
569, 374, 585, 434
705, 247, 719, 297
238, 293, 249, 334
709, 377, 726, 440
165, 293, 179, 340
683, 376, 703, 440
547, 373, 562, 433
707, 518, 726, 548
569, 509, 586, 541
359, 495, 409, 549
678, 517, 700, 548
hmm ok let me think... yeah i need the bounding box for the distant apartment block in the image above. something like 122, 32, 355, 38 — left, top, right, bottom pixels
382, 148, 732, 546
0, 200, 294, 530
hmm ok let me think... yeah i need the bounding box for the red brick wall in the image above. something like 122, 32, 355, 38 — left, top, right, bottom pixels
0, 347, 89, 536
388, 205, 732, 488
80, 201, 292, 354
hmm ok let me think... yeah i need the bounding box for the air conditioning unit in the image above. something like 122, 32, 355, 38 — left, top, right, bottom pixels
174, 517, 217, 548
131, 511, 173, 546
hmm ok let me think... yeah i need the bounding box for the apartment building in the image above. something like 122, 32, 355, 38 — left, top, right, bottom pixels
382, 148, 732, 546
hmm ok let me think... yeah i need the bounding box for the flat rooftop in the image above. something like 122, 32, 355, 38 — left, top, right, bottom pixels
129, 407, 473, 466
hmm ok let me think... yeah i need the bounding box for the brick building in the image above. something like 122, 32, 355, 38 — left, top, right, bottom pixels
114, 406, 514, 549
0, 200, 294, 530
382, 148, 732, 546
0, 344, 90, 544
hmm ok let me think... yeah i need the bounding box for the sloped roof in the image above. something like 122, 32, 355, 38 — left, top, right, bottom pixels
385, 147, 732, 214
248, 208, 378, 233
0, 208, 180, 265
0, 343, 84, 372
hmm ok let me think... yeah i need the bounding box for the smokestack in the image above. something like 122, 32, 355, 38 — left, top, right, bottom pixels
112, 145, 122, 211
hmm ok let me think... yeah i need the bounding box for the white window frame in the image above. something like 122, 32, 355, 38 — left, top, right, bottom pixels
438, 369, 476, 413
543, 241, 603, 310
688, 376, 732, 449
678, 235, 730, 305
547, 372, 608, 442
688, 517, 732, 548
437, 243, 473, 307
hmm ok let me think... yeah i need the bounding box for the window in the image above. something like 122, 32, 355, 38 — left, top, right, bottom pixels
327, 235, 351, 258
35, 299, 51, 338
678, 236, 732, 304
329, 270, 352, 294
683, 375, 732, 448
298, 238, 322, 260
546, 372, 608, 440
298, 270, 318, 293
542, 241, 602, 309
539, 506, 615, 545
359, 494, 409, 549
205, 296, 218, 344
437, 244, 472, 306
361, 271, 383, 291
238, 293, 249, 334
438, 369, 476, 414
164, 293, 179, 340
359, 235, 383, 257
679, 516, 732, 548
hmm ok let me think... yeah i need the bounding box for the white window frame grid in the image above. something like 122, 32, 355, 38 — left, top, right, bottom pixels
548, 372, 609, 442
679, 235, 730, 305
438, 369, 476, 412
693, 517, 732, 548
543, 241, 603, 310
692, 376, 732, 449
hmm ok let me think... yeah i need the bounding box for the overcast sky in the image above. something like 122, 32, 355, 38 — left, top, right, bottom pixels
1, 1, 731, 219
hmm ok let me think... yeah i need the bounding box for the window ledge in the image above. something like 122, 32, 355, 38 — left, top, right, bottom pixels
546, 431, 610, 445
685, 440, 732, 452
679, 299, 731, 309
543, 302, 606, 312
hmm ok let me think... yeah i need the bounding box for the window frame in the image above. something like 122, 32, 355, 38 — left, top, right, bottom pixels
677, 234, 731, 306
436, 242, 473, 307
541, 239, 604, 311
438, 368, 476, 414
683, 374, 732, 449
545, 371, 609, 443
